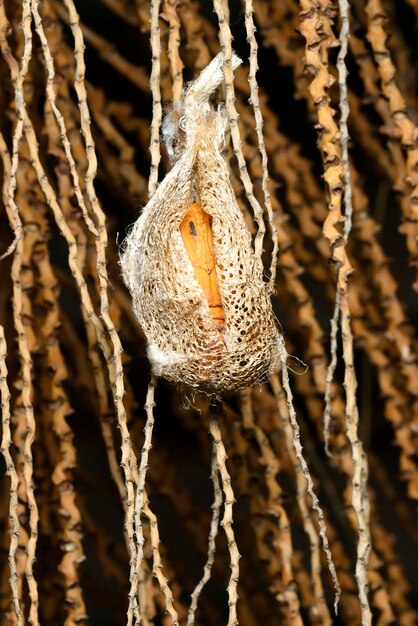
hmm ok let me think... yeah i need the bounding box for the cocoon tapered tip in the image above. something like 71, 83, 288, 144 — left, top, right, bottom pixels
120, 52, 283, 394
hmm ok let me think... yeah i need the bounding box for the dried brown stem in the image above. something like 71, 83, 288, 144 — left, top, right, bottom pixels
209, 412, 240, 626
134, 376, 171, 624
212, 0, 266, 278
240, 388, 307, 624
187, 441, 222, 626
0, 326, 23, 625
54, 1, 149, 91
267, 382, 332, 624
1, 3, 40, 621
272, 354, 341, 612
324, 0, 354, 452
298, 3, 371, 621
365, 0, 418, 289
242, 0, 278, 290
31, 0, 98, 237
162, 0, 184, 103
143, 503, 179, 626
148, 0, 163, 196
58, 3, 142, 621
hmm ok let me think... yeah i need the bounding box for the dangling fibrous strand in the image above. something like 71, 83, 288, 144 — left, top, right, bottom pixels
148, 0, 163, 196
209, 408, 240, 626
298, 1, 371, 622
274, 347, 341, 612
0, 326, 23, 624
243, 0, 279, 290
212, 0, 266, 279
187, 441, 222, 626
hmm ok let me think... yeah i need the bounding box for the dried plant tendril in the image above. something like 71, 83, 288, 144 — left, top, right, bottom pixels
187, 441, 222, 625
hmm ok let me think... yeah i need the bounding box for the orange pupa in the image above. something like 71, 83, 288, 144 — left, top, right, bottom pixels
179, 203, 225, 333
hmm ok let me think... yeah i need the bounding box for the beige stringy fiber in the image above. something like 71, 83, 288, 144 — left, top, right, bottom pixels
120, 53, 283, 394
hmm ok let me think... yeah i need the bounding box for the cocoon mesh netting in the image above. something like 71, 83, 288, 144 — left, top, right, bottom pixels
120, 52, 283, 394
